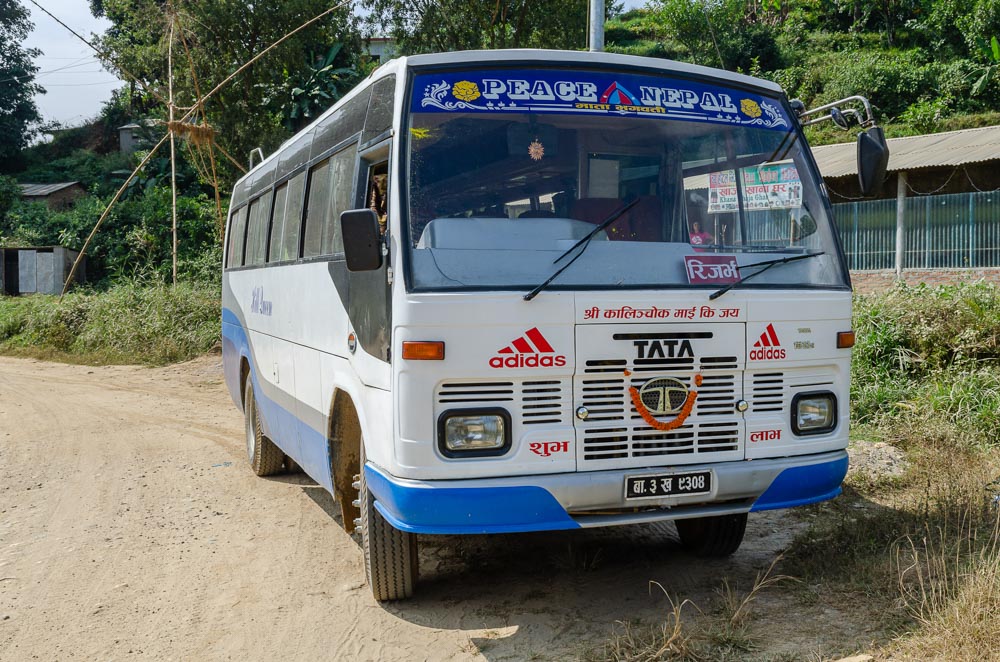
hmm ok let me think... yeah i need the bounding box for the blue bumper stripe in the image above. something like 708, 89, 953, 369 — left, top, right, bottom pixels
750, 455, 848, 512
364, 465, 581, 534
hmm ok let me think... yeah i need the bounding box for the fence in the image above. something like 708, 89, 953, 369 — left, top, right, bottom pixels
833, 191, 1000, 271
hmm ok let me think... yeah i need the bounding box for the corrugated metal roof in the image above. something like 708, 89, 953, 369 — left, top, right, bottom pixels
19, 182, 83, 197
812, 125, 1000, 179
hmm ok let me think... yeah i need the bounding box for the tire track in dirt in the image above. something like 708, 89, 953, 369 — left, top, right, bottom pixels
0, 355, 878, 661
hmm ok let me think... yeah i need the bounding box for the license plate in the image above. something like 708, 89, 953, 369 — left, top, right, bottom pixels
625, 471, 712, 499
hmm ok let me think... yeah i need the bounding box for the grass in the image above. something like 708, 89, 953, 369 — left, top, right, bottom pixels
0, 281, 221, 365
595, 282, 1000, 659
590, 560, 790, 661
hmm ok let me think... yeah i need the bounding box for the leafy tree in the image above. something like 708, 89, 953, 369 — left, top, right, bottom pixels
361, 0, 620, 53
0, 0, 43, 169
646, 0, 782, 72
90, 0, 361, 185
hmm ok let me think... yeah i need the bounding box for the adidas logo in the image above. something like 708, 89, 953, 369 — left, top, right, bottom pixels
489, 328, 567, 369
750, 323, 786, 361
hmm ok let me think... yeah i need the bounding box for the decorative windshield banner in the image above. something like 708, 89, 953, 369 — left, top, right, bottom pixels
708, 164, 803, 213
411, 70, 791, 131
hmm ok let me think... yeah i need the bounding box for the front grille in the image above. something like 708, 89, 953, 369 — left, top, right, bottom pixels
436, 379, 569, 427
750, 372, 785, 412
578, 371, 740, 462
575, 324, 745, 469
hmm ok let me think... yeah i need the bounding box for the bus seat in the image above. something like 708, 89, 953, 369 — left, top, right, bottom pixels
570, 196, 663, 241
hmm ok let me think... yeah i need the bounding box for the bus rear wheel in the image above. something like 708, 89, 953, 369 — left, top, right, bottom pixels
244, 374, 284, 477
675, 513, 748, 558
359, 446, 418, 601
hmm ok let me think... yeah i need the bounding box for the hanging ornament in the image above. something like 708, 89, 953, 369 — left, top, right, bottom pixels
528, 140, 545, 161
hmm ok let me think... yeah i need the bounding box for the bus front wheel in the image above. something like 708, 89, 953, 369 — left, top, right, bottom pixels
675, 513, 748, 558
359, 445, 418, 601
243, 374, 284, 477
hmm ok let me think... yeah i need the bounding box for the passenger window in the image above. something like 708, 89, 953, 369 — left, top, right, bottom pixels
281, 173, 305, 261
226, 206, 247, 268
245, 195, 271, 266
303, 144, 357, 257
303, 159, 331, 258
268, 184, 288, 263
326, 144, 357, 254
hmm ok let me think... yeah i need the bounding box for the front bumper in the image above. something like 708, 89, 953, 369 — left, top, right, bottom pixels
365, 450, 848, 534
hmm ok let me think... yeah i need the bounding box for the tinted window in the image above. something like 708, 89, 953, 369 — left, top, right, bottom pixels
268, 184, 288, 263
245, 195, 271, 266
310, 91, 369, 159
226, 206, 247, 268
363, 75, 395, 144
304, 160, 330, 258
281, 173, 306, 261
303, 144, 357, 257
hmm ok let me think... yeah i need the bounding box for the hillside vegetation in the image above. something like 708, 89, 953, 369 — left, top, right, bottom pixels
607, 0, 1000, 144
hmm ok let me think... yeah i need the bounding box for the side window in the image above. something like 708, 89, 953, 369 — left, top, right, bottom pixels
365, 161, 389, 235
281, 173, 306, 261
326, 144, 357, 255
245, 194, 271, 266
303, 159, 331, 258
268, 184, 288, 263
226, 206, 247, 268
303, 143, 357, 257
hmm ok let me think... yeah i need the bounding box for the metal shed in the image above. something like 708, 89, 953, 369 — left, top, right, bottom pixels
0, 247, 85, 296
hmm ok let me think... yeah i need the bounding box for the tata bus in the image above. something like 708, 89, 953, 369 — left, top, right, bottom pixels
221, 49, 888, 601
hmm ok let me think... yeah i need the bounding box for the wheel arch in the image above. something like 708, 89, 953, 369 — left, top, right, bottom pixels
329, 388, 363, 532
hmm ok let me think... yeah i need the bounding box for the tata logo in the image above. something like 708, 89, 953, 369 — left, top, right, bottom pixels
633, 339, 695, 360
638, 377, 689, 416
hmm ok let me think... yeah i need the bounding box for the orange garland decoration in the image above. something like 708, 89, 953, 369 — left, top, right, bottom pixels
629, 374, 703, 432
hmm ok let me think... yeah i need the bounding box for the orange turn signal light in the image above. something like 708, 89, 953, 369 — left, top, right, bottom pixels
837, 331, 856, 349
402, 341, 445, 360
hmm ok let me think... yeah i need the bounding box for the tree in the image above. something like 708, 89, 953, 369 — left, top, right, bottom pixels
0, 0, 43, 169
361, 0, 620, 54
90, 0, 361, 184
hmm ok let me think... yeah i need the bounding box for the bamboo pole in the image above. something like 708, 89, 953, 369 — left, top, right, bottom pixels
61, 133, 171, 296
168, 19, 178, 286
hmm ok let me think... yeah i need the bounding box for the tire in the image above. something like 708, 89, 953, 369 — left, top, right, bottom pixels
675, 513, 748, 558
244, 374, 284, 477
359, 444, 418, 601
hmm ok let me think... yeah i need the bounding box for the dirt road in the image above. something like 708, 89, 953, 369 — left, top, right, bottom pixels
0, 356, 878, 660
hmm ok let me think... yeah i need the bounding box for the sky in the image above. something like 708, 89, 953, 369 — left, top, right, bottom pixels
24, 0, 648, 128
24, 1, 119, 127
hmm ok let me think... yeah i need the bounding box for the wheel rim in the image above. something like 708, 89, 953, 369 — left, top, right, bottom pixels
245, 394, 256, 463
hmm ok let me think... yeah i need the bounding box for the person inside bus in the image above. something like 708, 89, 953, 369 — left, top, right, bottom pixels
368, 166, 389, 235
688, 220, 713, 245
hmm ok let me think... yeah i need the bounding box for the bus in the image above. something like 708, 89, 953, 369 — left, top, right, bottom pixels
221, 49, 888, 601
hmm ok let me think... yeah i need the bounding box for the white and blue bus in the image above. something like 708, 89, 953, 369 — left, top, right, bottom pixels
222, 49, 887, 601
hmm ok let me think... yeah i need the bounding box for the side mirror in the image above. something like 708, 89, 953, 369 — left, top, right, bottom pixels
341, 209, 383, 272
857, 126, 889, 197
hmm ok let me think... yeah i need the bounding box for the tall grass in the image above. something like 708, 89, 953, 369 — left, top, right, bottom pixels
0, 281, 220, 365
853, 282, 1000, 447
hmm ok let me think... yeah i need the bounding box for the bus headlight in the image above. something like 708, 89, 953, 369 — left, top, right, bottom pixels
438, 409, 511, 457
792, 392, 837, 435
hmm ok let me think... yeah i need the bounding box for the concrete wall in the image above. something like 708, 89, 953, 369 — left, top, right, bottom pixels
850, 268, 1000, 294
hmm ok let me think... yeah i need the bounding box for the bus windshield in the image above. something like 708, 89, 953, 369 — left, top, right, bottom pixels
404, 68, 846, 292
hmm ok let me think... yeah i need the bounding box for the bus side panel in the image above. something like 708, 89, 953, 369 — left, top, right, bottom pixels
221, 307, 245, 410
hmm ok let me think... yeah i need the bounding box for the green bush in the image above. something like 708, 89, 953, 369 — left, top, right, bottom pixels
0, 282, 220, 365
852, 283, 1000, 446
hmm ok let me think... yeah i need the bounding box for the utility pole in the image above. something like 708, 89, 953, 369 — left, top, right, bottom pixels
589, 0, 604, 52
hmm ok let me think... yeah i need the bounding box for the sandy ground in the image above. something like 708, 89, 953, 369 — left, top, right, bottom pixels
0, 355, 882, 661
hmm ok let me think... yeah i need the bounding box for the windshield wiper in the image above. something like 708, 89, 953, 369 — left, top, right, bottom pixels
523, 198, 639, 301
708, 251, 825, 301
